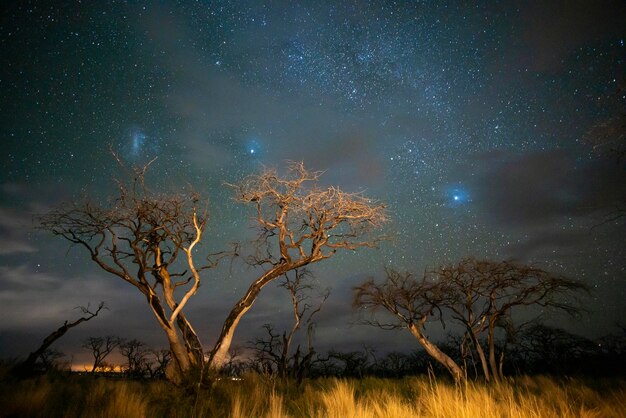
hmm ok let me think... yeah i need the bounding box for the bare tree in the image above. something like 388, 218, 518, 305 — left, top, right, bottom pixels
435, 258, 587, 382
250, 269, 329, 382
38, 349, 66, 372
38, 160, 386, 381
327, 348, 374, 378
145, 349, 171, 379
355, 259, 587, 383
83, 336, 122, 373
38, 162, 209, 383
119, 339, 149, 377
15, 302, 105, 376
209, 162, 387, 369
354, 269, 465, 382
220, 345, 246, 377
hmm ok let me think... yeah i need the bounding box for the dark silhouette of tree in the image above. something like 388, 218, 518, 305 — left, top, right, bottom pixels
14, 302, 105, 376
209, 162, 387, 370
436, 258, 587, 382
145, 348, 171, 379
119, 339, 149, 377
355, 258, 587, 382
220, 346, 246, 377
249, 269, 329, 383
83, 336, 122, 373
375, 351, 414, 377
354, 268, 465, 382
513, 323, 596, 374
327, 347, 375, 378
37, 349, 66, 372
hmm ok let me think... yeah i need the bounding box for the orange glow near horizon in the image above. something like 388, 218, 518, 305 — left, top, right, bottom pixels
70, 364, 124, 373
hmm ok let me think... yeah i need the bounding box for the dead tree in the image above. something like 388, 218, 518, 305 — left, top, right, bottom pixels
119, 339, 149, 377
15, 302, 105, 376
38, 162, 210, 383
146, 349, 171, 379
38, 349, 66, 372
434, 258, 587, 382
355, 259, 587, 383
327, 348, 375, 378
208, 162, 387, 369
354, 269, 465, 382
83, 336, 122, 373
250, 271, 329, 382
283, 271, 330, 383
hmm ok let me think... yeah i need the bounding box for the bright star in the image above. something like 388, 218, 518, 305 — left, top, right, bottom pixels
445, 185, 470, 207
246, 138, 261, 157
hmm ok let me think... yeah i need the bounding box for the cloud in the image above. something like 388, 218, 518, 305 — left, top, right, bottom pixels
0, 182, 79, 256
0, 207, 37, 255
0, 264, 137, 331
504, 230, 588, 260
470, 150, 626, 227
464, 149, 625, 263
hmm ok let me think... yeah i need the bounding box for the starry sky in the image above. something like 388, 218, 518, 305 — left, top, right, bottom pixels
1, 1, 625, 366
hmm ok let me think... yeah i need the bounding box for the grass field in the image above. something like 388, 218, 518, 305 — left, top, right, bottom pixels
1, 370, 625, 418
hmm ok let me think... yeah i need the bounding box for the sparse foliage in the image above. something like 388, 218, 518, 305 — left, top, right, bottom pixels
145, 349, 171, 379
38, 161, 209, 383
83, 336, 122, 373
250, 269, 330, 383
354, 258, 587, 382
119, 339, 149, 378
209, 162, 387, 369
436, 258, 587, 382
354, 268, 465, 381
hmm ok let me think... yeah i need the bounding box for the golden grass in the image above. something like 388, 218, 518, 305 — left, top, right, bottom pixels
0, 372, 624, 418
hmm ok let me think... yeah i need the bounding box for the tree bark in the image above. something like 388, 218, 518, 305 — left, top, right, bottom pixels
408, 323, 465, 382
176, 312, 203, 365
487, 318, 501, 382
468, 329, 491, 382
164, 327, 193, 384
208, 261, 310, 370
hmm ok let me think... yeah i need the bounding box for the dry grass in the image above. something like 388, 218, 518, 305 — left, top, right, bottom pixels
0, 370, 624, 418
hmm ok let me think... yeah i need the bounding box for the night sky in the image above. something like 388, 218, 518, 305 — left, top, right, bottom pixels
1, 1, 625, 366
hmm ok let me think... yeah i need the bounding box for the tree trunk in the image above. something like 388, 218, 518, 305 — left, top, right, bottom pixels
487, 318, 501, 382
468, 329, 490, 382
209, 262, 309, 369
408, 323, 465, 382
164, 327, 193, 384
15, 304, 103, 376
176, 312, 203, 365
